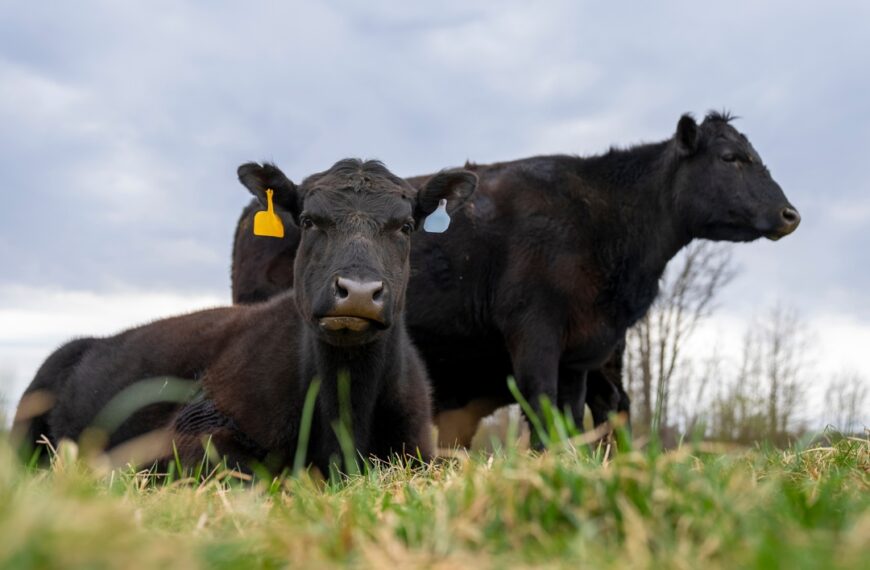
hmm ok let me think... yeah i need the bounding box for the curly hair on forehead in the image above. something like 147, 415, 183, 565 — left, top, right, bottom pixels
303, 159, 410, 193
704, 110, 739, 124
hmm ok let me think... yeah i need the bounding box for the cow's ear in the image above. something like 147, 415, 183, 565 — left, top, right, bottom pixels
237, 162, 301, 220
675, 114, 700, 156
414, 169, 478, 226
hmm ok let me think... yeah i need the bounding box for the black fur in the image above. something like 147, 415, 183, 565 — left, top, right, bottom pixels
14, 159, 479, 472
230, 113, 799, 445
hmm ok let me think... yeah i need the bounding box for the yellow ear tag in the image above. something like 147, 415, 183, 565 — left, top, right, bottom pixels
253, 188, 285, 238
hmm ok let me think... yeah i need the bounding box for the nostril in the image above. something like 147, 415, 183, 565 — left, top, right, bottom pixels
781, 207, 800, 225
335, 278, 349, 299
331, 277, 386, 322
372, 283, 384, 303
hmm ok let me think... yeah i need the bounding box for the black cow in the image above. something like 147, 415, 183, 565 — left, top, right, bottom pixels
232, 187, 629, 445
231, 112, 800, 446
14, 159, 478, 472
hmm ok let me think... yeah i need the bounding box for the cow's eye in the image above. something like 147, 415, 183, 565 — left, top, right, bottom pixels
300, 216, 314, 230
721, 152, 737, 163
400, 222, 414, 235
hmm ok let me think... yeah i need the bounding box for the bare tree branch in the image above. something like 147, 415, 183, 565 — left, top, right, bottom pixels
626, 241, 737, 441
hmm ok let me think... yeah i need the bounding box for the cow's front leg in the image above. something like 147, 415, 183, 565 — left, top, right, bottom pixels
506, 328, 562, 449
372, 403, 434, 465
315, 378, 376, 475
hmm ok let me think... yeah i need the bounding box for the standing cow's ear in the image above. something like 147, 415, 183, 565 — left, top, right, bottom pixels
237, 162, 301, 221
675, 114, 700, 156
413, 169, 478, 227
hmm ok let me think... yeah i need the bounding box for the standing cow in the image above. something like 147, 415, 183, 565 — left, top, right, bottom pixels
14, 159, 478, 472
231, 112, 800, 445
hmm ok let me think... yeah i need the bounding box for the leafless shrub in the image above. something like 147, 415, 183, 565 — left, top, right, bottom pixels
823, 371, 869, 435
706, 305, 810, 445
625, 241, 737, 441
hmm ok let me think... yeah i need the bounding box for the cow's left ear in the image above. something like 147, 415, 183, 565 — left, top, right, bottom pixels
675, 114, 700, 156
414, 169, 478, 226
237, 162, 302, 221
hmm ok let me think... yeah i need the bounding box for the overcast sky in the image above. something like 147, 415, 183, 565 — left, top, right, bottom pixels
1, 2, 868, 425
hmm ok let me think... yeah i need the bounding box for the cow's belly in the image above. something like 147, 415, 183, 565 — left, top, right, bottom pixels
409, 327, 513, 412
560, 321, 624, 371
560, 344, 617, 372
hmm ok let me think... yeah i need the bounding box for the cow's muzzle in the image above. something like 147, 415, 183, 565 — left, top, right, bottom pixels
764, 206, 801, 240
319, 277, 386, 332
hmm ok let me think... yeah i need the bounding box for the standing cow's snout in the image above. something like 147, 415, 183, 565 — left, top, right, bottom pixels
764, 205, 801, 240
332, 277, 385, 323
779, 207, 801, 232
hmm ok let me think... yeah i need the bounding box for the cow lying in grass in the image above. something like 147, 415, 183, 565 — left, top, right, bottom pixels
230, 112, 801, 446
14, 159, 478, 472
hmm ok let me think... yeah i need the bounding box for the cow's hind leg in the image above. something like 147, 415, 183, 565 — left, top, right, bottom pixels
171, 398, 269, 475
557, 368, 588, 431
12, 337, 95, 461
586, 371, 621, 426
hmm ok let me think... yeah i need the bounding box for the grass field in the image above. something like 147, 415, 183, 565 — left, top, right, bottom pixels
0, 427, 867, 570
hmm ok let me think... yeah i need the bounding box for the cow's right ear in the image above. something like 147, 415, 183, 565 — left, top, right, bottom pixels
237, 162, 301, 221
413, 169, 478, 227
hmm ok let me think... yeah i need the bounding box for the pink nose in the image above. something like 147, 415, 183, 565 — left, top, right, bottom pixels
332, 277, 384, 322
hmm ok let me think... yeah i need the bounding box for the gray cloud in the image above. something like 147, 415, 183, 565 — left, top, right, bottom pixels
1, 0, 868, 317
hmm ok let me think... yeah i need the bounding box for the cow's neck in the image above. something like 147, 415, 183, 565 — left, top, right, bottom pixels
583, 141, 692, 328
311, 330, 397, 388
305, 325, 401, 449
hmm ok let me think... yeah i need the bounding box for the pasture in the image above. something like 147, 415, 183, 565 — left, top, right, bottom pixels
2, 4, 868, 569
1, 429, 867, 569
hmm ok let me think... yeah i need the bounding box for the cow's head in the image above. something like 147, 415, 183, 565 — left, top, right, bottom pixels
671, 112, 800, 242
238, 159, 477, 346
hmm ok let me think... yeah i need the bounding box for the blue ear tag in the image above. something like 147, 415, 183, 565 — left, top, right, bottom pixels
423, 199, 450, 233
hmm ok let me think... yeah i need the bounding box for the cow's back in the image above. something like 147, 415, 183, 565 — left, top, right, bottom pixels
44, 304, 251, 444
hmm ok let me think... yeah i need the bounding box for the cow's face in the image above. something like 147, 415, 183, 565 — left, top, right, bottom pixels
673, 113, 800, 242
239, 160, 476, 346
